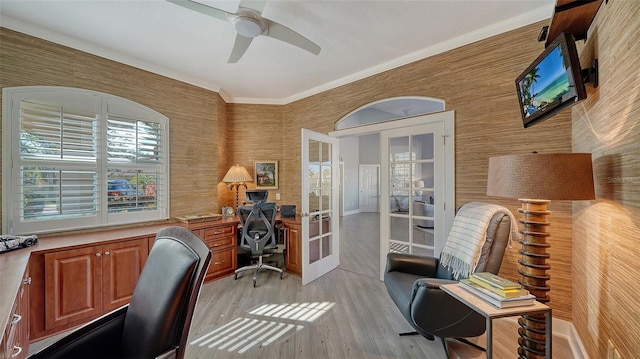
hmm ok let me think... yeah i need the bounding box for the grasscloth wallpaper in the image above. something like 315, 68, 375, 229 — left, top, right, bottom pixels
1, 2, 637, 355
572, 1, 640, 358
0, 27, 229, 221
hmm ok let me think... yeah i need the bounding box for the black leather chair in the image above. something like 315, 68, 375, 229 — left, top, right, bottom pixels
384, 205, 512, 357
234, 202, 283, 287
29, 226, 212, 359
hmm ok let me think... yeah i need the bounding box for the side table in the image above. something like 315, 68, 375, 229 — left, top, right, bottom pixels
440, 283, 552, 358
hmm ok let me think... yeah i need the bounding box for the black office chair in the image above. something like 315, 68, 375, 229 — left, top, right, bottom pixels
29, 226, 212, 359
384, 203, 513, 358
234, 202, 284, 287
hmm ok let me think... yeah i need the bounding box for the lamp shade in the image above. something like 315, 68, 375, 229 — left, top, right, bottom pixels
223, 164, 252, 183
487, 153, 595, 200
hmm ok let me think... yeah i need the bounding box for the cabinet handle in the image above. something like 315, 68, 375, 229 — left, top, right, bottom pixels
23, 277, 31, 285
213, 231, 224, 235
212, 242, 228, 247
11, 314, 22, 326
11, 346, 23, 359
104, 251, 110, 256
214, 260, 225, 265
96, 253, 101, 257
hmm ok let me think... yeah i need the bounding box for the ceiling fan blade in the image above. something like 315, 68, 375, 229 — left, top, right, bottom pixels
228, 34, 254, 63
265, 20, 321, 55
166, 0, 229, 21
238, 0, 266, 14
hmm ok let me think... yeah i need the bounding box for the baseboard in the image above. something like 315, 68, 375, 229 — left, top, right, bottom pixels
503, 317, 588, 359
567, 322, 589, 359
342, 209, 360, 216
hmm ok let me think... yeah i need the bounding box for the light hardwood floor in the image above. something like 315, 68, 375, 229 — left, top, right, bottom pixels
185, 213, 574, 359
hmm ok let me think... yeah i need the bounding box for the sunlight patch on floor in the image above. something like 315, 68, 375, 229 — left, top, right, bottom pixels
189, 302, 335, 354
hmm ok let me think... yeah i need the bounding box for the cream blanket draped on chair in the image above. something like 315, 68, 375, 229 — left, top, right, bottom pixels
439, 202, 519, 279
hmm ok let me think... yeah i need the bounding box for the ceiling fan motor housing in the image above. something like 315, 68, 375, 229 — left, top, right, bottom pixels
229, 7, 265, 38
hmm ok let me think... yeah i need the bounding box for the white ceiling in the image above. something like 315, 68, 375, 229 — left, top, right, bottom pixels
0, 0, 554, 104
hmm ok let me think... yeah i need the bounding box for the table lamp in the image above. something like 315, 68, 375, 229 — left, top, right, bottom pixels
223, 164, 253, 209
487, 152, 595, 359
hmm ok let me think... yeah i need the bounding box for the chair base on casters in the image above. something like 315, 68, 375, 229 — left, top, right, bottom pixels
234, 255, 284, 287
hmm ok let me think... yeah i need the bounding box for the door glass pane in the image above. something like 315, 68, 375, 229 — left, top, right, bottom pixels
309, 238, 320, 264
413, 162, 434, 192
321, 189, 331, 211
390, 241, 409, 254
309, 140, 320, 163
412, 133, 434, 160
389, 136, 409, 162
390, 216, 409, 243
390, 190, 409, 213
322, 235, 331, 259
309, 217, 320, 238
413, 246, 434, 257
389, 163, 410, 188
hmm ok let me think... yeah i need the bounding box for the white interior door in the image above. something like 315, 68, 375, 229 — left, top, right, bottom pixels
301, 129, 340, 285
379, 116, 453, 280
359, 165, 379, 212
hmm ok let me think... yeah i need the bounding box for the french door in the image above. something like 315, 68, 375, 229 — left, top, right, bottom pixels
301, 129, 340, 285
379, 118, 452, 280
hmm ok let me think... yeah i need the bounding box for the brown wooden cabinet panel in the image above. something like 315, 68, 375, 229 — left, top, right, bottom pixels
1, 268, 29, 359
102, 238, 148, 312
41, 238, 148, 334
44, 246, 102, 331
285, 222, 302, 276
207, 247, 236, 281
187, 221, 238, 282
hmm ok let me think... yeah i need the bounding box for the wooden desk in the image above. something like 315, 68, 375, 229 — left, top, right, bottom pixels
440, 283, 552, 359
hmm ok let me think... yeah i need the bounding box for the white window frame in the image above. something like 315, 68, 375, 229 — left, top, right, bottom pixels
2, 86, 170, 234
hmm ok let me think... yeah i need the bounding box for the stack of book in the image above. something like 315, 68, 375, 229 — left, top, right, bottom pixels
459, 272, 536, 309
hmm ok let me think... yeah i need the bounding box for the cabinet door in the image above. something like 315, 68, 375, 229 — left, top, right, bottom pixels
44, 246, 102, 330
102, 238, 148, 312
285, 223, 302, 276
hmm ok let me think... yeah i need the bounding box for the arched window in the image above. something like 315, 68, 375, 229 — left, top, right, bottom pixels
3, 86, 170, 234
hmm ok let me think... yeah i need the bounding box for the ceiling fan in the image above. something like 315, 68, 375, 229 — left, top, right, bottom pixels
167, 0, 321, 63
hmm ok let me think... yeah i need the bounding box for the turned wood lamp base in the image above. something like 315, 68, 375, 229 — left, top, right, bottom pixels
517, 199, 552, 359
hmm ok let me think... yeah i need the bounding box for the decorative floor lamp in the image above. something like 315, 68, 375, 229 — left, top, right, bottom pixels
487, 152, 595, 359
223, 164, 253, 209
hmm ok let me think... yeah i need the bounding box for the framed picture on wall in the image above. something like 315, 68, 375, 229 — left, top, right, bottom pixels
254, 161, 278, 189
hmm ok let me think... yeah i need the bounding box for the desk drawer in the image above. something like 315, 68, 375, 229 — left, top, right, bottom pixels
207, 247, 236, 280
205, 235, 235, 251
202, 225, 235, 240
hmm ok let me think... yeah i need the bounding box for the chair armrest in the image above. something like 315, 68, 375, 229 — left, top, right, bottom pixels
29, 305, 128, 359
385, 252, 439, 277
409, 278, 486, 338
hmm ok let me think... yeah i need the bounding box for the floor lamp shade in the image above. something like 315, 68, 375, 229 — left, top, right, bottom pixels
487, 153, 595, 201
486, 152, 594, 359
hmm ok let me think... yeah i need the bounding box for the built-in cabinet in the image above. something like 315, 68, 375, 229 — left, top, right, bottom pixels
29, 220, 240, 341
41, 238, 148, 332
188, 221, 238, 281
282, 220, 302, 276
21, 217, 296, 343
1, 268, 29, 359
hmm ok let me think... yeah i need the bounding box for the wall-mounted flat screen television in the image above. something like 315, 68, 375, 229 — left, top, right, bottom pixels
515, 32, 587, 128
